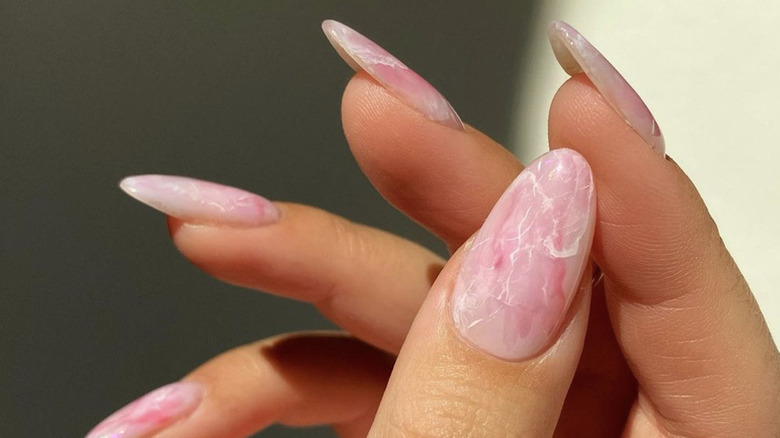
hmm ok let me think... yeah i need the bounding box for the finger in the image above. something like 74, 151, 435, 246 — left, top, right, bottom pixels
85, 333, 393, 438
547, 23, 780, 436
170, 203, 443, 354
370, 149, 596, 437
119, 174, 444, 353
324, 21, 523, 251
342, 74, 521, 251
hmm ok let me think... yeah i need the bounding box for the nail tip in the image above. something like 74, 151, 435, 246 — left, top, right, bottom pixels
547, 20, 566, 36
320, 19, 338, 40
547, 22, 583, 76
321, 18, 341, 29
117, 175, 170, 218
320, 20, 362, 73
549, 20, 573, 34
547, 22, 665, 155
118, 174, 158, 200
320, 20, 463, 131
118, 176, 140, 195
321, 19, 344, 34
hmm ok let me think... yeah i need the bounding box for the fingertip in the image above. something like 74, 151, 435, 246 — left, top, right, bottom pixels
548, 75, 684, 226
549, 76, 713, 297
340, 71, 522, 248
549, 76, 661, 166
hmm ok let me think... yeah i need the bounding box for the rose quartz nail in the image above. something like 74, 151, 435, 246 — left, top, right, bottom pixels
321, 20, 464, 130
85, 382, 203, 438
548, 21, 665, 155
119, 175, 280, 227
451, 149, 596, 361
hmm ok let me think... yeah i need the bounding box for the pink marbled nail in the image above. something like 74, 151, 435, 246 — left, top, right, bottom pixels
85, 382, 203, 438
119, 175, 280, 227
321, 20, 464, 130
548, 21, 665, 155
451, 148, 596, 361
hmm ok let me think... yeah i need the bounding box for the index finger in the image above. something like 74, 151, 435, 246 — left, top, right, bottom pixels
326, 20, 523, 251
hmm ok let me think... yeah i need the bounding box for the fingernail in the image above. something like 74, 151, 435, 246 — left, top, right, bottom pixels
548, 21, 665, 155
321, 20, 464, 130
86, 381, 204, 438
451, 148, 596, 361
119, 175, 280, 227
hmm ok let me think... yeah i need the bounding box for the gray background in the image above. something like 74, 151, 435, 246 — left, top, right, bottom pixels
0, 1, 535, 436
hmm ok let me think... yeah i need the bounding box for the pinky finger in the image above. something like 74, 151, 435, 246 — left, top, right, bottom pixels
85, 332, 393, 438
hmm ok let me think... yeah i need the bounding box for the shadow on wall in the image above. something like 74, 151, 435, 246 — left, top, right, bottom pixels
0, 1, 537, 436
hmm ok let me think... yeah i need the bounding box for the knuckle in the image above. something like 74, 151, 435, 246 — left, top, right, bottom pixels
327, 213, 384, 267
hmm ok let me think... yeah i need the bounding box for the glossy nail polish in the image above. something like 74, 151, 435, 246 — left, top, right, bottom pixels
548, 21, 665, 155
85, 382, 203, 438
451, 149, 596, 361
119, 175, 280, 227
321, 20, 463, 130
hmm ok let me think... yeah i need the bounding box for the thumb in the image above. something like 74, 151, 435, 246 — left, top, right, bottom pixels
369, 149, 596, 436
547, 21, 780, 437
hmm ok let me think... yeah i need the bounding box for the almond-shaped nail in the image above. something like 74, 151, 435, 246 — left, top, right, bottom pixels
451, 148, 596, 361
85, 381, 204, 438
119, 175, 280, 227
548, 21, 665, 155
321, 20, 464, 130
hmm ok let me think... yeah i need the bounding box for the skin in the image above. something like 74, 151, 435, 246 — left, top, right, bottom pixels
137, 72, 779, 437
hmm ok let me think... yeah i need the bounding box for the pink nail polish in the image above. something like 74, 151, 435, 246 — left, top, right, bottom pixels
321, 20, 464, 130
85, 382, 204, 438
451, 149, 596, 361
548, 21, 665, 155
119, 175, 280, 227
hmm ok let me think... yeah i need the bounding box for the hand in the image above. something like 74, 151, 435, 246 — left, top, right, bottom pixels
86, 21, 780, 438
